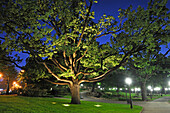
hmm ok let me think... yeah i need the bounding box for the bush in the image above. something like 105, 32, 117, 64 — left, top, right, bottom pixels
22, 87, 48, 97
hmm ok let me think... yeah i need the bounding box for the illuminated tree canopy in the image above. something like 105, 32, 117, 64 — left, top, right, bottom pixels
0, 0, 169, 104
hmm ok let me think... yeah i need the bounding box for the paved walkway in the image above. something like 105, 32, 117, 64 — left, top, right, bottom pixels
56, 92, 170, 113
80, 92, 170, 113
140, 96, 170, 113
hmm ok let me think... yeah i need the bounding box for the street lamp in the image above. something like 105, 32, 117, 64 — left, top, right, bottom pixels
125, 77, 133, 109
148, 86, 153, 99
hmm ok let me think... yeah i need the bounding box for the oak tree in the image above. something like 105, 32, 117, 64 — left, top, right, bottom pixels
0, 0, 169, 103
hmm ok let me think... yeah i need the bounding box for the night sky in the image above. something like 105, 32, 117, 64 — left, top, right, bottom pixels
5, 0, 170, 70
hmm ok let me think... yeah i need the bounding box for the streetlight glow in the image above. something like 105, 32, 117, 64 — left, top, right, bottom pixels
148, 86, 152, 90
0, 73, 2, 78
125, 77, 133, 109
125, 78, 132, 85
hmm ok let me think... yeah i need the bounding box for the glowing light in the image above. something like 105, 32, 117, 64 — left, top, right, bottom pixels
169, 81, 170, 86
0, 89, 3, 91
94, 104, 102, 107
97, 82, 101, 85
125, 78, 132, 85
120, 88, 122, 90
131, 89, 134, 91
98, 86, 100, 88
0, 73, 2, 78
62, 104, 70, 106
109, 88, 112, 90
52, 102, 56, 104
165, 88, 168, 91
13, 82, 16, 85
154, 87, 160, 91
148, 86, 152, 90
20, 70, 25, 73
80, 84, 83, 87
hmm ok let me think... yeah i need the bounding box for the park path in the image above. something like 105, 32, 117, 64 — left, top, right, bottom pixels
140, 96, 170, 113
80, 92, 170, 113
56, 92, 170, 113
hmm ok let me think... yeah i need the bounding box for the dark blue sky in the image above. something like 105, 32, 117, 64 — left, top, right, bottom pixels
11, 0, 170, 70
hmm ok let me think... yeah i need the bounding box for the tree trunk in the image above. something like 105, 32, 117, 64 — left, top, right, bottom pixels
141, 81, 147, 101
161, 85, 165, 94
91, 82, 96, 92
6, 77, 9, 95
70, 83, 80, 104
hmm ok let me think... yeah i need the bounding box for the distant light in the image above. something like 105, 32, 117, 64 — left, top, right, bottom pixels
109, 88, 112, 90
112, 88, 115, 90
0, 89, 3, 91
13, 81, 16, 85
0, 73, 2, 78
100, 88, 102, 90
136, 88, 141, 91
52, 102, 56, 104
125, 78, 132, 85
165, 88, 168, 91
98, 86, 100, 88
154, 87, 160, 91
20, 70, 25, 73
120, 88, 122, 90
148, 86, 152, 90
168, 81, 170, 86
80, 84, 83, 87
62, 104, 70, 106
131, 89, 134, 91
94, 104, 102, 107
50, 88, 53, 91
97, 82, 101, 85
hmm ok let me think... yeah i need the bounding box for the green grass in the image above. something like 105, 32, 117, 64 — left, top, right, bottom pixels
0, 95, 142, 113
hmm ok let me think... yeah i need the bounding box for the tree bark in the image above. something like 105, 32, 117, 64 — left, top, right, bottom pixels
70, 83, 80, 104
6, 77, 9, 95
91, 82, 96, 92
141, 81, 147, 101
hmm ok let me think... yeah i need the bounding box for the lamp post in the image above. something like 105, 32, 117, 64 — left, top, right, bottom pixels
148, 86, 152, 99
125, 77, 133, 109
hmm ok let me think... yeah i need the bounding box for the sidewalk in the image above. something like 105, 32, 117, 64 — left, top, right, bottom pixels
56, 92, 170, 113
140, 96, 170, 113
80, 92, 170, 113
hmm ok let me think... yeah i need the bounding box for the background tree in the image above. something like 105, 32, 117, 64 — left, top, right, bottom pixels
102, 70, 126, 92
0, 46, 18, 94
148, 56, 170, 94
129, 49, 170, 100
0, 0, 169, 104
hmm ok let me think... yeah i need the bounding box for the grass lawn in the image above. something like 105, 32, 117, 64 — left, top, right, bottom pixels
0, 95, 142, 113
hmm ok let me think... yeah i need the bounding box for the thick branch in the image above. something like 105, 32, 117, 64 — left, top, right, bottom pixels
77, 1, 92, 47
44, 79, 69, 85
96, 29, 121, 39
43, 62, 72, 85
76, 49, 88, 62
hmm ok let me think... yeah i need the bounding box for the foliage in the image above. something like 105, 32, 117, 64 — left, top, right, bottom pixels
0, 95, 142, 113
23, 86, 48, 97
0, 0, 169, 103
101, 70, 126, 89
